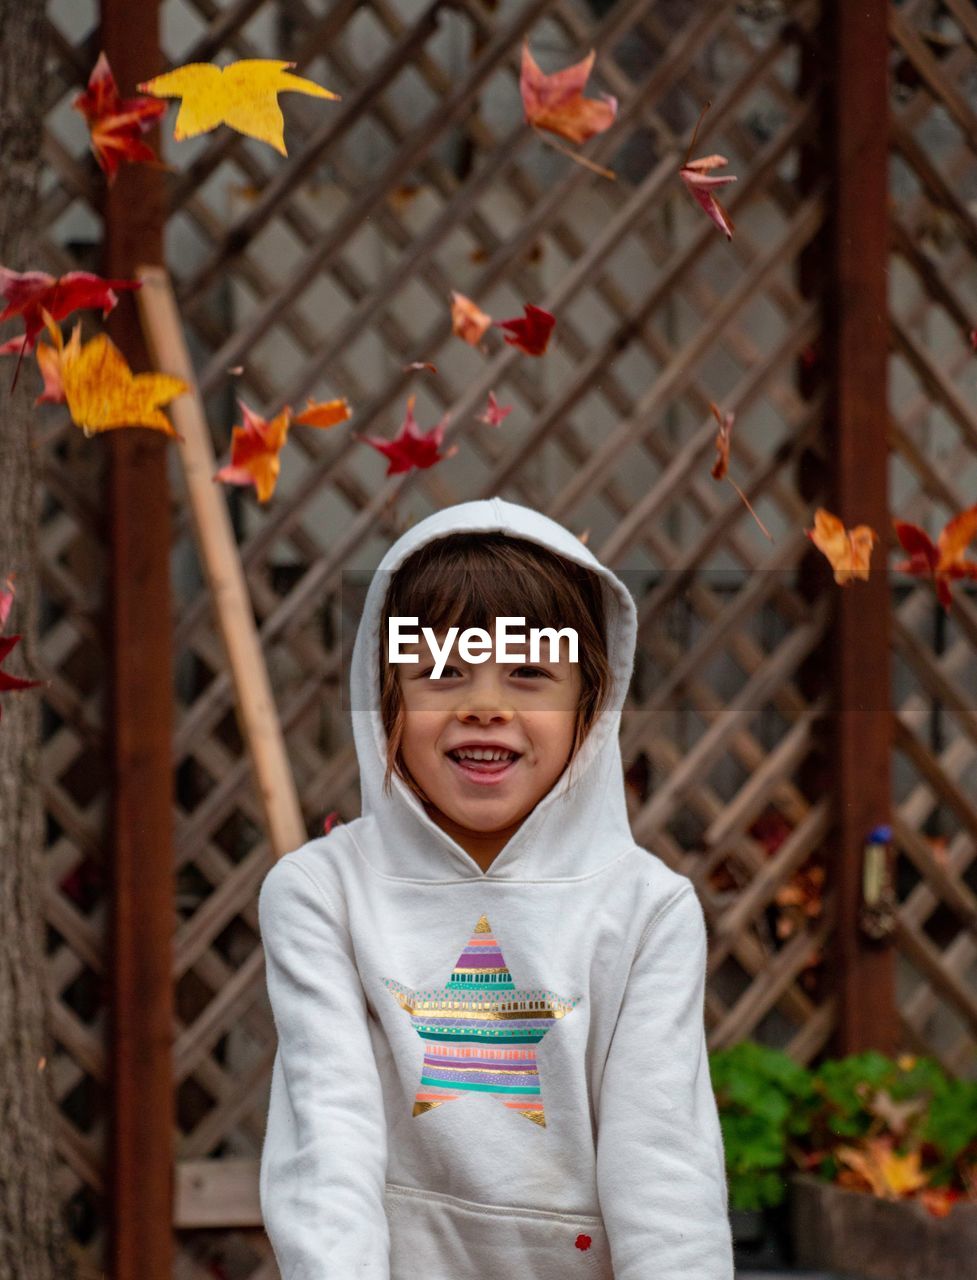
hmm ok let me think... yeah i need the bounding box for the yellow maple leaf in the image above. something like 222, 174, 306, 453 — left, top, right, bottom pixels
139, 59, 340, 156
47, 319, 187, 437
835, 1138, 929, 1199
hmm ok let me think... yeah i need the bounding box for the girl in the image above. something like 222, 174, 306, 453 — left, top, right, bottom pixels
258, 497, 734, 1279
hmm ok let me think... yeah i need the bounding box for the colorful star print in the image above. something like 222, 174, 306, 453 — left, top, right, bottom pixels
382, 914, 580, 1127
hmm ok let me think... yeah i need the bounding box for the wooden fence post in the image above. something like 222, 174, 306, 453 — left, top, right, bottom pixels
100, 2, 174, 1277
826, 0, 898, 1055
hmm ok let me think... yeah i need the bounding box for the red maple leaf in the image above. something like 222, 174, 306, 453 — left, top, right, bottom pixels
893, 504, 977, 613
358, 396, 458, 474
0, 267, 140, 355
496, 303, 556, 356
0, 577, 42, 722
73, 51, 167, 183
476, 391, 513, 427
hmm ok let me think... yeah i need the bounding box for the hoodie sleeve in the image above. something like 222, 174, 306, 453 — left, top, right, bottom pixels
595, 884, 734, 1280
258, 856, 390, 1279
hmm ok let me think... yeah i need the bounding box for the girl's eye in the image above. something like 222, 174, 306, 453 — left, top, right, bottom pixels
514, 666, 548, 678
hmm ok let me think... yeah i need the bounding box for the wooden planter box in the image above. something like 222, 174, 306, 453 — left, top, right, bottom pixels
789, 1171, 977, 1280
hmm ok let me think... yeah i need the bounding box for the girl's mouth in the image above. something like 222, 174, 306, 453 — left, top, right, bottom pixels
446, 751, 521, 785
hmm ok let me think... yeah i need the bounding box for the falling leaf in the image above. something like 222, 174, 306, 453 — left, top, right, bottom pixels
292, 397, 352, 429
214, 397, 351, 501
72, 52, 167, 183
403, 361, 437, 375
138, 60, 340, 156
476, 391, 513, 427
0, 266, 140, 355
0, 577, 42, 722
681, 154, 736, 239
893, 504, 977, 613
679, 103, 736, 239
496, 303, 556, 356
358, 395, 458, 475
709, 401, 733, 481
577, 528, 591, 545
42, 318, 187, 438
520, 44, 617, 178
806, 508, 877, 585
215, 401, 292, 503
451, 291, 492, 347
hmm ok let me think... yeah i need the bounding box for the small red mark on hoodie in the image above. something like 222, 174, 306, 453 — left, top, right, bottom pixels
575, 1234, 592, 1251
323, 810, 341, 834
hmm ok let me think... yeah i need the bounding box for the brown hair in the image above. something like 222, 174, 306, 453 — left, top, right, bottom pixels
377, 531, 612, 805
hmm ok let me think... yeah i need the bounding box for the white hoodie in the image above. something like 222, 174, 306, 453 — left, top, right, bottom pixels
258, 497, 734, 1280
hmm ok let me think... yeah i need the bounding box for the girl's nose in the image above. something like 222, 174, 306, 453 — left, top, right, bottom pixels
454, 672, 514, 723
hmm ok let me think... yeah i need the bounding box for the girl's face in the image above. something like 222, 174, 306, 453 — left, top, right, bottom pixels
395, 627, 582, 871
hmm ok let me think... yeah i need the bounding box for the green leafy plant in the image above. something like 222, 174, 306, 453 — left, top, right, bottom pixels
710, 1040, 815, 1211
710, 1043, 977, 1218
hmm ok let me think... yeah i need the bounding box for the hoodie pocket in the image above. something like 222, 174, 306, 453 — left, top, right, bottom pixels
384, 1181, 612, 1280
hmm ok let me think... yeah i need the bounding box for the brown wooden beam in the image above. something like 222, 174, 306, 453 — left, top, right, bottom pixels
100, 3, 173, 1278
825, 0, 897, 1055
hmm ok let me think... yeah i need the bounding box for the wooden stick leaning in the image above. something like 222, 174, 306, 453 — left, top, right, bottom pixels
136, 265, 306, 860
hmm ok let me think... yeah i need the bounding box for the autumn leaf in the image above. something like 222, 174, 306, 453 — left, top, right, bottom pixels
403, 361, 437, 375
73, 52, 167, 183
680, 103, 736, 239
496, 303, 556, 356
807, 508, 877, 584
477, 391, 513, 427
893, 504, 977, 613
451, 291, 492, 347
358, 395, 458, 475
0, 266, 140, 355
709, 401, 733, 481
42, 319, 188, 438
292, 397, 352, 429
835, 1138, 928, 1200
139, 59, 340, 156
520, 43, 617, 145
214, 397, 352, 502
681, 154, 736, 239
215, 401, 291, 503
0, 576, 42, 722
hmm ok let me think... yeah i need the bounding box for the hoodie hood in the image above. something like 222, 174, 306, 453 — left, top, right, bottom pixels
349, 496, 638, 881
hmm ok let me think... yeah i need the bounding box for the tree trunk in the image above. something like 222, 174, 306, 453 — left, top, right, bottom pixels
0, 5, 74, 1278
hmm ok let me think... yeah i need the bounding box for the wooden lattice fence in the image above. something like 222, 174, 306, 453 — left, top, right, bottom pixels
22, 0, 977, 1277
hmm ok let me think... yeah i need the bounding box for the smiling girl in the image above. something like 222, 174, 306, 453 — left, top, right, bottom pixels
258, 497, 734, 1280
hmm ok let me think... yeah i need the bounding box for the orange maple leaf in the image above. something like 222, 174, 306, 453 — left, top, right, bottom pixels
450, 291, 492, 347
806, 508, 877, 585
519, 43, 617, 145
893, 504, 977, 613
215, 397, 351, 502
